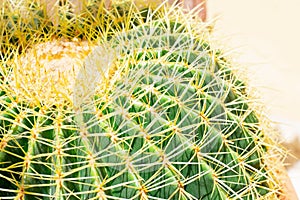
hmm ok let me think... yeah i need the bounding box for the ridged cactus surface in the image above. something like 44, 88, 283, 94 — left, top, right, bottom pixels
0, 1, 283, 199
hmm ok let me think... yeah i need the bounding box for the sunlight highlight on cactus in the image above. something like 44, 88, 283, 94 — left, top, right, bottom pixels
0, 0, 286, 199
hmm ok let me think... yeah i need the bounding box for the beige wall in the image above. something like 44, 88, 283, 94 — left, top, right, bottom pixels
207, 0, 300, 123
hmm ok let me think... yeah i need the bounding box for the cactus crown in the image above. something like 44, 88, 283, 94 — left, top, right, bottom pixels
0, 0, 284, 199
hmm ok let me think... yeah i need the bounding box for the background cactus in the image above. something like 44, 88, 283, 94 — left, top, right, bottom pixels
0, 0, 285, 199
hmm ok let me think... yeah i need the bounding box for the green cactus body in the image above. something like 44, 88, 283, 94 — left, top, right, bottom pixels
0, 1, 283, 199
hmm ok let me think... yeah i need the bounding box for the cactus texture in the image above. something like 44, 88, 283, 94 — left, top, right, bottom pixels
0, 0, 284, 199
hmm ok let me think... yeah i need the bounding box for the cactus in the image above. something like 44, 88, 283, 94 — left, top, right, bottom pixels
0, 0, 285, 199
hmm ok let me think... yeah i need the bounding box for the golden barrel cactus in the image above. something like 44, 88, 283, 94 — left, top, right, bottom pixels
0, 0, 290, 199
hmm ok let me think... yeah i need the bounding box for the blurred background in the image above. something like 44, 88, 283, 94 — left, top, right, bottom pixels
206, 0, 300, 197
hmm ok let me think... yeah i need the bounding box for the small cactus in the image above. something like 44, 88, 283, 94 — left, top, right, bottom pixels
0, 0, 286, 199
